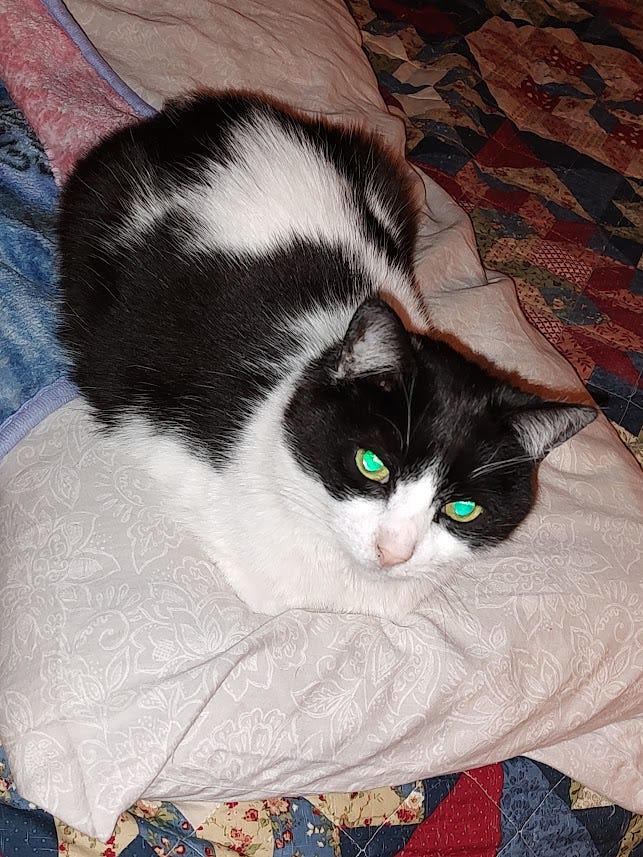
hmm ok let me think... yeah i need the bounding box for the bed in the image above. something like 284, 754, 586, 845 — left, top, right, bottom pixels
0, 1, 642, 856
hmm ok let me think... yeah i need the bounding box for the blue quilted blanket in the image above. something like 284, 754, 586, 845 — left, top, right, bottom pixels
0, 82, 63, 423
0, 83, 76, 458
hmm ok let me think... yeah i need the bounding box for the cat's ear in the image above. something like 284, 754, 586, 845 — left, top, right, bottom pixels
509, 401, 597, 459
336, 298, 414, 382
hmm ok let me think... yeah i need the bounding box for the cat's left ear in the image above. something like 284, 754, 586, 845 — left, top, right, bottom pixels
336, 298, 415, 383
509, 401, 597, 459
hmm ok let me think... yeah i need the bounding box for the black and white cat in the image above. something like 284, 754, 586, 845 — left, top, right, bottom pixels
57, 92, 596, 619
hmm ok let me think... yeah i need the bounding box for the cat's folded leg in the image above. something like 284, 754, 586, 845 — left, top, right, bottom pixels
213, 552, 428, 622
333, 572, 429, 623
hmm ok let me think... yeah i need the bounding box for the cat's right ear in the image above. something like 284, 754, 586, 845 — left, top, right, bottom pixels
510, 401, 597, 459
336, 299, 415, 383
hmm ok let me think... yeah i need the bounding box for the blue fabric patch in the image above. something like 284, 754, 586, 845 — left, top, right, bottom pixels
0, 802, 59, 857
500, 758, 600, 857
0, 82, 67, 426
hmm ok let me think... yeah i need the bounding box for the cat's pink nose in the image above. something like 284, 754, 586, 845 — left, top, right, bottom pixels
377, 539, 415, 568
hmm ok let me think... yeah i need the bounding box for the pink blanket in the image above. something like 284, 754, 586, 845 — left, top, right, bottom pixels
1, 0, 147, 181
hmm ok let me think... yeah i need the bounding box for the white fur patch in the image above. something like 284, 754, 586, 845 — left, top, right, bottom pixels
127, 189, 170, 237
190, 112, 358, 255
118, 106, 427, 330
110, 395, 468, 621
180, 111, 418, 308
281, 305, 357, 371
365, 182, 403, 243
334, 472, 469, 579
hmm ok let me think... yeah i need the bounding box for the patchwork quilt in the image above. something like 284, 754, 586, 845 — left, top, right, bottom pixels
2, 743, 643, 856
350, 0, 643, 462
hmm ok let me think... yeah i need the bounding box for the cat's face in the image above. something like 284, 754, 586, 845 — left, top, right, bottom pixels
284, 299, 596, 576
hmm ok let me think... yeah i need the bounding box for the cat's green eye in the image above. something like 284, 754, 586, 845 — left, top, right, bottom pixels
444, 500, 483, 523
355, 448, 390, 483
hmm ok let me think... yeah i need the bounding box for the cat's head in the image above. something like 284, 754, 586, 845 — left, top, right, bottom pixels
283, 299, 596, 576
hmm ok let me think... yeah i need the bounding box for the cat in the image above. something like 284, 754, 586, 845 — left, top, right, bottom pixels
57, 92, 596, 620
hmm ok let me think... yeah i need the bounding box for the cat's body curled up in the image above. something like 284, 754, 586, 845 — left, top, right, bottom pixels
58, 92, 595, 620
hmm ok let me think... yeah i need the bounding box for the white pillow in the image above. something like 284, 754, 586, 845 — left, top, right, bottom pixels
1, 0, 642, 841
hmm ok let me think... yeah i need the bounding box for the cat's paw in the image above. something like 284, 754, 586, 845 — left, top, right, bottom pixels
342, 575, 427, 623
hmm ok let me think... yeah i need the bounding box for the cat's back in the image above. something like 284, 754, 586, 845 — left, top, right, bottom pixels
59, 93, 416, 285
57, 93, 421, 445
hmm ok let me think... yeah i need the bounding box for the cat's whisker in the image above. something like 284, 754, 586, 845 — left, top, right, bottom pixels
470, 454, 536, 479
408, 397, 434, 445
275, 487, 321, 522
432, 575, 473, 627
129, 364, 161, 373
402, 372, 416, 452
374, 411, 405, 451
349, 368, 405, 381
